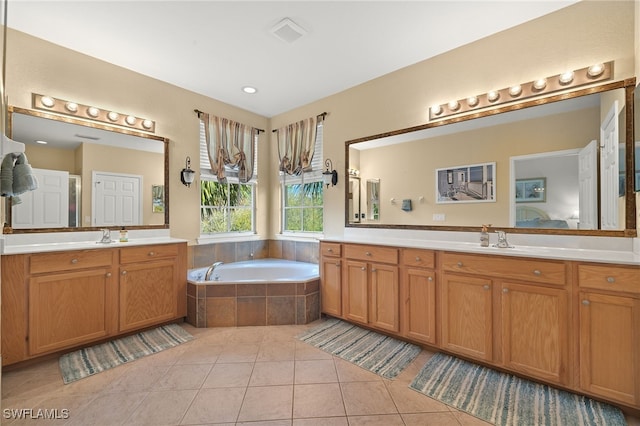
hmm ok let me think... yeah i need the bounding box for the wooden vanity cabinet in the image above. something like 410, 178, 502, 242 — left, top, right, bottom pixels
577, 263, 640, 406
342, 244, 400, 333
400, 248, 436, 345
319, 242, 342, 317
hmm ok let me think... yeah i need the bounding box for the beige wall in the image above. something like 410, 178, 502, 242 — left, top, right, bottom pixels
3, 1, 637, 242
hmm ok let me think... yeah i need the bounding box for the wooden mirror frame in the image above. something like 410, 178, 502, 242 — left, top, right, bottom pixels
3, 106, 170, 234
345, 78, 637, 237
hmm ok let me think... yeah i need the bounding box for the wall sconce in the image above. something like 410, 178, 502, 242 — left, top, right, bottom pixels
32, 93, 156, 133
429, 61, 613, 120
181, 156, 196, 187
322, 159, 338, 188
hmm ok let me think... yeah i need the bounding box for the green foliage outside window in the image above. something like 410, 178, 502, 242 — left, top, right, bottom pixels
283, 181, 323, 232
201, 180, 253, 233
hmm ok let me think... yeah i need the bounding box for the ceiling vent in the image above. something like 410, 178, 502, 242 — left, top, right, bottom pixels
270, 18, 307, 44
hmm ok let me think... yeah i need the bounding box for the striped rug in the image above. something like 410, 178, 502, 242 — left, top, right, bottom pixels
59, 324, 194, 384
297, 318, 421, 379
410, 353, 626, 426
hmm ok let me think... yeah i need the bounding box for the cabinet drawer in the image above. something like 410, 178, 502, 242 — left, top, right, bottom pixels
30, 249, 114, 274
344, 244, 398, 264
578, 264, 640, 294
120, 244, 178, 264
320, 242, 341, 257
401, 248, 435, 269
441, 252, 566, 285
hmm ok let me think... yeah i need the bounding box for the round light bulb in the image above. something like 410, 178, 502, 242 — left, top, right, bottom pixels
448, 100, 460, 111
467, 96, 479, 107
65, 102, 78, 113
487, 91, 500, 102
40, 96, 55, 108
587, 63, 605, 77
142, 119, 154, 129
87, 107, 100, 117
125, 115, 137, 125
431, 104, 443, 116
107, 111, 119, 122
508, 85, 522, 97
242, 86, 257, 94
559, 71, 574, 84
533, 78, 547, 90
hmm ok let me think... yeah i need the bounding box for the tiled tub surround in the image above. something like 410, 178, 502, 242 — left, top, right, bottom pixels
189, 239, 319, 268
187, 258, 321, 328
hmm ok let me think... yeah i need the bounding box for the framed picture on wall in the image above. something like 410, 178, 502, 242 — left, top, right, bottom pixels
435, 162, 496, 204
515, 177, 546, 203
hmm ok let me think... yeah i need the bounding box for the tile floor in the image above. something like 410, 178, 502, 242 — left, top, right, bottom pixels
1, 320, 639, 426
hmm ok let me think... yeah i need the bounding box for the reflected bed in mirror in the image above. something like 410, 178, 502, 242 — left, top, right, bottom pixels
4, 106, 169, 233
346, 79, 636, 236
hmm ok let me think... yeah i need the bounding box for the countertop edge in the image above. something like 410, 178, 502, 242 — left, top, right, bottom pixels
2, 237, 188, 255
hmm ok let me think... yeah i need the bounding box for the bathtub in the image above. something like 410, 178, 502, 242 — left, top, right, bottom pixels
186, 259, 320, 328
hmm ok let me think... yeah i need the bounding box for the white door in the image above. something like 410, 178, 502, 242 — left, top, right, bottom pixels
578, 140, 598, 230
92, 171, 142, 227
600, 101, 619, 230
12, 168, 69, 229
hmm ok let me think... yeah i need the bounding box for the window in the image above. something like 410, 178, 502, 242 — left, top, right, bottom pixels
281, 121, 324, 233
199, 121, 256, 235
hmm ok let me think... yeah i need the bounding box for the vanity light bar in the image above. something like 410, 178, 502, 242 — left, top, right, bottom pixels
32, 94, 156, 133
429, 61, 613, 121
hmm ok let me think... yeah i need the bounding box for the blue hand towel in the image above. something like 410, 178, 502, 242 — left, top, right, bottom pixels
12, 153, 38, 195
1, 153, 15, 197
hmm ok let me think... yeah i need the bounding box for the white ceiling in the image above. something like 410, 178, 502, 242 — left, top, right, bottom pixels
7, 1, 577, 118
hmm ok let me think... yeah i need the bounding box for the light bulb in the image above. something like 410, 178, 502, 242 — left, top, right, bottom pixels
87, 107, 100, 117
559, 71, 574, 84
533, 78, 547, 90
40, 96, 55, 108
431, 104, 443, 116
125, 115, 136, 125
487, 91, 500, 102
508, 85, 522, 97
467, 96, 479, 107
65, 102, 78, 112
107, 111, 119, 121
587, 63, 605, 77
448, 100, 460, 111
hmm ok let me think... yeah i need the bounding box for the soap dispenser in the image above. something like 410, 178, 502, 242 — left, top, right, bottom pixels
119, 227, 128, 243
480, 224, 491, 247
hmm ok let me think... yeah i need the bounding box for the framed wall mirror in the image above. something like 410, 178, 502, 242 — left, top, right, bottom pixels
346, 79, 636, 236
4, 106, 169, 233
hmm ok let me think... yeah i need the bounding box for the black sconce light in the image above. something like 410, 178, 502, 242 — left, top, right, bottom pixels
322, 158, 338, 188
181, 156, 195, 187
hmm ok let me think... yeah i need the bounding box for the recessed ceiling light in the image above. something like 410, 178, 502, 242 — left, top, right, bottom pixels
242, 86, 257, 94
35, 140, 48, 145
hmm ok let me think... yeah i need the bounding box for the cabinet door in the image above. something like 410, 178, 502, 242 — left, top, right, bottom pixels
343, 260, 368, 324
320, 257, 342, 316
580, 292, 639, 405
119, 259, 178, 332
370, 263, 399, 332
29, 268, 115, 355
502, 282, 568, 385
402, 268, 436, 345
441, 273, 493, 361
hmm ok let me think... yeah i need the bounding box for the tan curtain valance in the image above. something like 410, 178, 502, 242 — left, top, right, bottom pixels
200, 113, 257, 183
276, 115, 323, 176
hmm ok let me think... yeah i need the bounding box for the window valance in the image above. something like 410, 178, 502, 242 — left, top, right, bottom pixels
275, 114, 325, 176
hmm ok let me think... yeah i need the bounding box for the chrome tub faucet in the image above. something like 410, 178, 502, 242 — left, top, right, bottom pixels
493, 231, 513, 248
204, 261, 224, 281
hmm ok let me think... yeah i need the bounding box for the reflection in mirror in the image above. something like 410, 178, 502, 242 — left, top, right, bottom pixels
348, 176, 361, 223
366, 179, 380, 221
347, 82, 636, 234
6, 107, 168, 232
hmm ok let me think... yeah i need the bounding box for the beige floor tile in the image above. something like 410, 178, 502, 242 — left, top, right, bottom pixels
65, 391, 148, 425
294, 359, 338, 384
250, 361, 295, 386
334, 358, 383, 383
293, 418, 348, 426
294, 342, 333, 360
217, 343, 260, 363
225, 326, 268, 344
402, 412, 463, 426
155, 364, 213, 390
103, 364, 170, 393
257, 341, 296, 361
293, 383, 345, 419
125, 389, 197, 425
237, 385, 294, 422
174, 343, 222, 365
202, 362, 254, 388
346, 414, 405, 426
386, 380, 450, 413
452, 410, 493, 426
8, 392, 96, 426
180, 387, 245, 424
236, 421, 292, 426
340, 381, 398, 416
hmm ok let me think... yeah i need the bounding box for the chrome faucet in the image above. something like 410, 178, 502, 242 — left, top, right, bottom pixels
493, 231, 513, 248
204, 261, 224, 281
98, 228, 112, 244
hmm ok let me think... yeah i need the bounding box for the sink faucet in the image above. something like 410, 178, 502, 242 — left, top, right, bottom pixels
98, 228, 112, 244
204, 261, 224, 281
493, 231, 513, 248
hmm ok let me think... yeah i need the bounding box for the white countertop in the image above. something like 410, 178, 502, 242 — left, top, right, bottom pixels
2, 237, 187, 255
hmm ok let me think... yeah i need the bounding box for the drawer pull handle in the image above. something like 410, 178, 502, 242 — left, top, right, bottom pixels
582, 300, 590, 306
483, 285, 490, 290
365, 251, 372, 256
148, 251, 155, 256
327, 248, 333, 253
606, 277, 615, 283
106, 272, 112, 278
503, 288, 509, 293
415, 256, 421, 262
71, 258, 78, 264
361, 267, 366, 271
457, 262, 463, 267
121, 270, 127, 275
533, 270, 541, 276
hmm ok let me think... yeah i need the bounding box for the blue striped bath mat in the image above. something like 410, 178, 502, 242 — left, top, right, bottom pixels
297, 318, 421, 379
59, 324, 194, 384
410, 353, 626, 426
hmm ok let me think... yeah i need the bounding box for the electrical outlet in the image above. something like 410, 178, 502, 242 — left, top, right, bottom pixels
433, 213, 446, 221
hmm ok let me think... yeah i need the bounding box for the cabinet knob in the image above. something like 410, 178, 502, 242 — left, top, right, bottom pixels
483, 284, 490, 290
106, 272, 112, 278
148, 251, 155, 256
121, 270, 127, 275
372, 268, 377, 272
415, 256, 421, 262
457, 261, 463, 267
427, 276, 433, 282
365, 251, 372, 256
582, 300, 590, 306
71, 258, 78, 264
361, 267, 366, 271
335, 262, 341, 267
606, 276, 615, 283
503, 288, 509, 293
532, 270, 541, 276
327, 248, 333, 253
